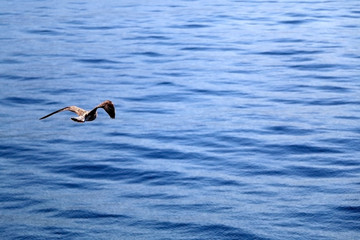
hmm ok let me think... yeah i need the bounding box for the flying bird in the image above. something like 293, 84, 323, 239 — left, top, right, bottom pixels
39, 100, 115, 123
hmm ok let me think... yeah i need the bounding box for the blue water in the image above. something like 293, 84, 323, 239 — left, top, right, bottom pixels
1, 0, 360, 239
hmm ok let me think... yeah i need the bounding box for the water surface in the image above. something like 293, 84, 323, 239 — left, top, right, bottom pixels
0, 0, 360, 239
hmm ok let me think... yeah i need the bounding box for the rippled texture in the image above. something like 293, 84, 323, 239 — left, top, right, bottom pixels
1, 0, 360, 239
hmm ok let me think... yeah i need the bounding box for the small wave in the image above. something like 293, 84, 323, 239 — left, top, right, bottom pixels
124, 35, 171, 41
0, 74, 41, 81
287, 165, 346, 178
188, 88, 242, 97
27, 29, 62, 36
123, 192, 184, 200
75, 58, 119, 64
333, 206, 360, 230
124, 93, 186, 103
155, 81, 178, 86
0, 192, 43, 210
309, 99, 360, 106
336, 206, 360, 214
126, 108, 173, 114
132, 51, 164, 57
77, 25, 122, 30
51, 162, 182, 185
215, 134, 260, 147
273, 38, 305, 43
62, 20, 85, 25
181, 47, 213, 51
0, 59, 22, 64
290, 63, 342, 71
265, 125, 314, 135
170, 24, 210, 29
1, 96, 46, 105
270, 97, 359, 106
40, 88, 78, 96
155, 71, 192, 77
247, 169, 287, 177
138, 220, 269, 240
53, 209, 129, 219
259, 49, 322, 56
263, 144, 342, 155
143, 149, 203, 161
41, 226, 81, 239
32, 208, 58, 214
298, 84, 350, 93
278, 19, 313, 25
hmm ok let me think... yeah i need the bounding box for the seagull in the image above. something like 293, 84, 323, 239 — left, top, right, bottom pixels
39, 100, 115, 123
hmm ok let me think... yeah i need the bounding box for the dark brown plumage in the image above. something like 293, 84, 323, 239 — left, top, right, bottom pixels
39, 100, 115, 123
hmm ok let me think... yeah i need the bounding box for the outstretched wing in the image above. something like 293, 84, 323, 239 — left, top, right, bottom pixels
39, 106, 87, 120
102, 100, 115, 119
89, 100, 115, 119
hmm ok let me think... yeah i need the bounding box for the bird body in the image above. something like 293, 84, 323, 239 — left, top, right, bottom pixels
40, 100, 115, 123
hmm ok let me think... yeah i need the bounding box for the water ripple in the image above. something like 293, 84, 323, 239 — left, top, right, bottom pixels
27, 29, 63, 36
138, 220, 269, 240
1, 97, 46, 105
265, 126, 314, 135
259, 50, 322, 56
265, 144, 342, 155
53, 209, 129, 220
75, 58, 120, 64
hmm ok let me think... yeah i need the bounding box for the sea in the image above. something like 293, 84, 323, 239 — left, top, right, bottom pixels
0, 0, 359, 239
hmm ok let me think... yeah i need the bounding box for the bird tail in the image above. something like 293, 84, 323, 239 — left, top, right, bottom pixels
71, 116, 85, 123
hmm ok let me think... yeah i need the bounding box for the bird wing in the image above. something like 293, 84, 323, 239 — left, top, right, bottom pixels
89, 100, 115, 119
39, 106, 87, 120
102, 100, 116, 119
